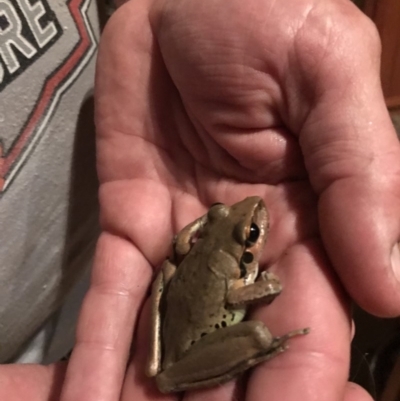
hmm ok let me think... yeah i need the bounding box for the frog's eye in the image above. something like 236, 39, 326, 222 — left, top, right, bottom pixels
239, 251, 254, 278
246, 223, 260, 246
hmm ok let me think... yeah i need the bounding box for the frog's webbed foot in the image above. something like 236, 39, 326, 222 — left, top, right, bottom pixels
155, 321, 308, 393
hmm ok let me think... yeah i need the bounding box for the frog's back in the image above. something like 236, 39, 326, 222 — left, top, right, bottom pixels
161, 244, 241, 365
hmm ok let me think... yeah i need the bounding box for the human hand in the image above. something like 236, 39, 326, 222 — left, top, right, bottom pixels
63, 0, 400, 400
3, 0, 399, 400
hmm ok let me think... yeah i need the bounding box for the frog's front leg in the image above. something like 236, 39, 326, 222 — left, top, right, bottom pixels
155, 321, 308, 393
227, 271, 282, 307
174, 215, 208, 256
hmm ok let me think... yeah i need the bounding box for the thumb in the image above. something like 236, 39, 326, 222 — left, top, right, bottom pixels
294, 5, 400, 316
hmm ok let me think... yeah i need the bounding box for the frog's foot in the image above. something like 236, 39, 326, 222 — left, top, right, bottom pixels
270, 327, 310, 350
250, 327, 310, 364
226, 276, 282, 306
154, 322, 309, 393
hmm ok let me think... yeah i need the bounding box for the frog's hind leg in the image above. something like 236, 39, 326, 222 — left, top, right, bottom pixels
146, 260, 177, 378
155, 321, 308, 393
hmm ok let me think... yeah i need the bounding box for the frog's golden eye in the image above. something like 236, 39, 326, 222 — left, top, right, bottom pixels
246, 223, 260, 246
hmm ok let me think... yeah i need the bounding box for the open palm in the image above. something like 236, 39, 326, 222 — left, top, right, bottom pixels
2, 0, 400, 400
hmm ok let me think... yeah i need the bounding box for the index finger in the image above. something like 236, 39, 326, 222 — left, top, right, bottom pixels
60, 233, 152, 401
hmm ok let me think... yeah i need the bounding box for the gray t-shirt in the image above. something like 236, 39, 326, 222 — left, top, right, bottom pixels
0, 0, 105, 362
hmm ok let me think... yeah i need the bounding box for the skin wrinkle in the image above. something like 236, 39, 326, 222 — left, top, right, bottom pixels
305, 135, 376, 174
182, 105, 305, 184
188, 71, 272, 119
293, 8, 381, 142
298, 105, 390, 194
159, 10, 283, 127
98, 129, 201, 190
89, 285, 138, 299
75, 341, 120, 353
302, 122, 399, 194
98, 127, 165, 149
288, 17, 329, 130
155, 8, 306, 184
285, 4, 370, 134
180, 108, 254, 182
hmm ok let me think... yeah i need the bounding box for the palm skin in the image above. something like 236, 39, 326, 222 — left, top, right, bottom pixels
1, 0, 400, 400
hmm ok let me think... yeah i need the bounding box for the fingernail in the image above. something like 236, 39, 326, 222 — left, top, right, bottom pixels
391, 242, 400, 282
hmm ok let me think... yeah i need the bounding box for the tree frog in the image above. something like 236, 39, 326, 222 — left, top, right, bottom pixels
146, 196, 309, 393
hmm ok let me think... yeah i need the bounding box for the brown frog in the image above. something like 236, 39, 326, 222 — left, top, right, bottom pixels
146, 196, 308, 393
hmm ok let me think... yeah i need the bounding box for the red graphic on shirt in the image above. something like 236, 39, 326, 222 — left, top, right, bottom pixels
0, 0, 94, 192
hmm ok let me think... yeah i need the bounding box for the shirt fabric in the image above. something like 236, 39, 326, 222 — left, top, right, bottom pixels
0, 0, 106, 362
